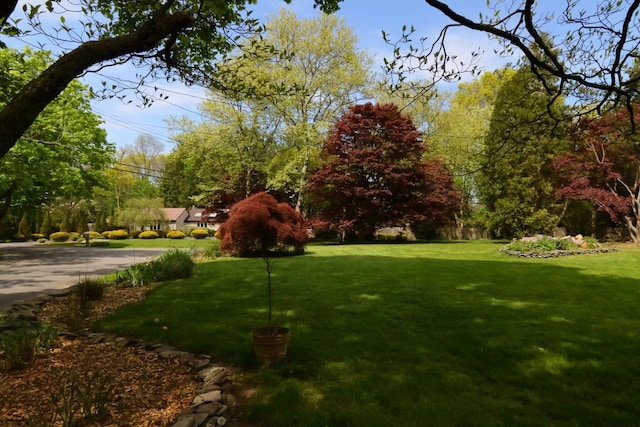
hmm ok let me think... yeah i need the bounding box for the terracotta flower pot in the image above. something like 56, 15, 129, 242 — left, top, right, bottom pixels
251, 326, 290, 363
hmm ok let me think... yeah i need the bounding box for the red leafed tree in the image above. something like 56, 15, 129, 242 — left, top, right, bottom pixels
307, 102, 461, 241
554, 107, 640, 242
218, 192, 307, 256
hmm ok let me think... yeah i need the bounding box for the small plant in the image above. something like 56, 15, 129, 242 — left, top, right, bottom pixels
73, 277, 105, 301
0, 322, 58, 371
47, 370, 116, 426
49, 231, 71, 242
30, 233, 45, 240
129, 229, 142, 239
191, 228, 209, 239
139, 230, 159, 239
115, 262, 156, 287
86, 231, 103, 239
167, 230, 186, 239
154, 249, 194, 281
204, 240, 222, 259
68, 232, 81, 242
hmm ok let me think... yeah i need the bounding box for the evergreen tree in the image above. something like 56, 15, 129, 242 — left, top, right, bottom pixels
477, 67, 569, 238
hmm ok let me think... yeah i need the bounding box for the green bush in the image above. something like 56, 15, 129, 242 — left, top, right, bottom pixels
167, 230, 186, 239
0, 323, 58, 371
139, 230, 159, 239
107, 229, 129, 240
191, 228, 209, 239
101, 231, 111, 239
50, 231, 71, 242
130, 229, 142, 239
154, 249, 194, 281
69, 232, 81, 242
204, 240, 222, 259
30, 233, 44, 240
115, 262, 156, 287
505, 237, 577, 252
181, 225, 198, 237
73, 278, 105, 301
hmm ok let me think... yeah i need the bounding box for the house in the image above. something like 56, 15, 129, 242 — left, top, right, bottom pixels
160, 208, 189, 231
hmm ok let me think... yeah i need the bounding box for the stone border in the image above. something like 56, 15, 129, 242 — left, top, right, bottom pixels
500, 247, 618, 258
0, 292, 239, 427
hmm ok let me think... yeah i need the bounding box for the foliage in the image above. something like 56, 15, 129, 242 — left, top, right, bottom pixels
477, 66, 568, 238
85, 231, 103, 240
73, 278, 105, 301
41, 370, 116, 427
106, 229, 128, 240
219, 192, 307, 256
115, 249, 194, 286
49, 231, 71, 242
0, 322, 58, 371
553, 107, 640, 242
163, 9, 371, 211
153, 249, 195, 281
308, 103, 461, 241
0, 47, 113, 226
190, 228, 209, 239
504, 238, 571, 252
139, 230, 159, 239
115, 198, 166, 231
167, 230, 186, 239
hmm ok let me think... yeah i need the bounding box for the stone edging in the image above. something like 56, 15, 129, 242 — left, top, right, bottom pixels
500, 247, 618, 258
0, 293, 238, 427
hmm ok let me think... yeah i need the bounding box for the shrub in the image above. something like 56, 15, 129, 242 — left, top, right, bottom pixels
108, 229, 129, 240
167, 230, 186, 239
101, 231, 111, 239
0, 323, 58, 371
139, 230, 159, 239
86, 231, 103, 240
154, 249, 194, 281
73, 277, 105, 301
191, 228, 209, 239
182, 225, 198, 237
69, 232, 82, 242
50, 231, 71, 242
130, 229, 142, 239
30, 233, 44, 240
204, 240, 222, 259
115, 262, 156, 287
218, 192, 307, 256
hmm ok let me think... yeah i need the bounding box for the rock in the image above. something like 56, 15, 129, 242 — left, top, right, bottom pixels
200, 366, 227, 384
194, 401, 224, 414
192, 390, 222, 405
200, 382, 222, 393
172, 413, 208, 427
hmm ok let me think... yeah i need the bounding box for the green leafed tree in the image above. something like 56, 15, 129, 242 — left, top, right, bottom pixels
477, 66, 569, 238
0, 0, 344, 157
115, 197, 167, 230
0, 47, 113, 235
214, 9, 373, 212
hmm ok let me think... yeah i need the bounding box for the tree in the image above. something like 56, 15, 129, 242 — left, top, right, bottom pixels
0, 47, 113, 234
215, 9, 372, 212
115, 197, 167, 230
429, 69, 516, 223
554, 107, 640, 242
307, 103, 461, 241
477, 66, 568, 238
218, 192, 307, 256
389, 1, 640, 127
0, 0, 343, 157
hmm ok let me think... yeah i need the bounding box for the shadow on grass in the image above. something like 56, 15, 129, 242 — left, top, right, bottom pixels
98, 252, 640, 426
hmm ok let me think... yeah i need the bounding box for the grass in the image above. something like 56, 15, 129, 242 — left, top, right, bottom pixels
97, 241, 640, 426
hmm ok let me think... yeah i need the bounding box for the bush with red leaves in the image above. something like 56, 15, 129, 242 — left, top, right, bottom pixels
218, 192, 307, 256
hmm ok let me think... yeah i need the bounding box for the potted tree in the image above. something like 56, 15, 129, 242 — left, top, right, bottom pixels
217, 192, 306, 363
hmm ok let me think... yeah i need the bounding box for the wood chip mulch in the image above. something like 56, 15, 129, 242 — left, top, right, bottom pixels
0, 285, 202, 426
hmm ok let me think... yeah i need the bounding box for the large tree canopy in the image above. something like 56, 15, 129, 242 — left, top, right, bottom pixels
0, 0, 343, 157
389, 1, 640, 125
308, 102, 460, 241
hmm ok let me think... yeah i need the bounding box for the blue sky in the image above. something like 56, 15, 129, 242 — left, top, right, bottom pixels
6, 1, 517, 151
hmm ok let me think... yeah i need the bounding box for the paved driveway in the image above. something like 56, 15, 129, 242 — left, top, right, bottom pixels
0, 242, 168, 310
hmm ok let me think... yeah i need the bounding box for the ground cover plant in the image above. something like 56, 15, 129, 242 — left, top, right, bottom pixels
97, 241, 640, 426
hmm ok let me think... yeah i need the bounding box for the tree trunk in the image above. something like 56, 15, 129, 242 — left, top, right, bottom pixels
295, 157, 309, 214
0, 10, 194, 157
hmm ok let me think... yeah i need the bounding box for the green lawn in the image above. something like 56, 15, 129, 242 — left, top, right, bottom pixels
101, 238, 215, 249
98, 241, 640, 426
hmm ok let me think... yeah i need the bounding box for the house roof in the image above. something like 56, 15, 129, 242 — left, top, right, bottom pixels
186, 207, 205, 222
161, 208, 188, 221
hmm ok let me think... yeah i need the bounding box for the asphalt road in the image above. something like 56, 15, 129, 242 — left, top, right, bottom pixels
0, 242, 168, 310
